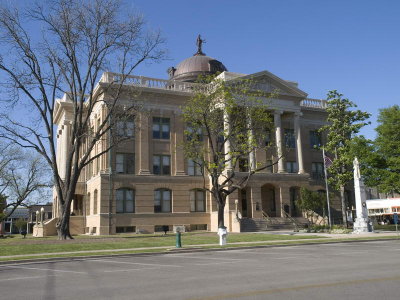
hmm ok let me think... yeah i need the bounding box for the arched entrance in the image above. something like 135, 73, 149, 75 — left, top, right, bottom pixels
261, 184, 277, 217
290, 187, 301, 217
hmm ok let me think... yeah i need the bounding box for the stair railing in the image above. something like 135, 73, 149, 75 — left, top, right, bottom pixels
262, 210, 270, 221
283, 211, 300, 232
261, 210, 270, 230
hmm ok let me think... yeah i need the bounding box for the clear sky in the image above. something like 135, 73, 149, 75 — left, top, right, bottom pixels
132, 0, 400, 140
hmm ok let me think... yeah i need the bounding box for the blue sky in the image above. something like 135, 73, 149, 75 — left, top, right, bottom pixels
132, 0, 400, 139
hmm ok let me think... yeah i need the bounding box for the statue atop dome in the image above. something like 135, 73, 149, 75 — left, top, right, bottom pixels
169, 35, 227, 82
195, 34, 206, 56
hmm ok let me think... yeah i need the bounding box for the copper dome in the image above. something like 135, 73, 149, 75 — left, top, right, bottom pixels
170, 54, 227, 82
167, 35, 227, 82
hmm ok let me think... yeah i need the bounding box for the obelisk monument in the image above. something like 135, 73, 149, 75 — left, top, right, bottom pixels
353, 157, 373, 233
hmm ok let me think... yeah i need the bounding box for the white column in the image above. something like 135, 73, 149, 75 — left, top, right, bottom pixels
61, 122, 70, 179
274, 110, 285, 173
294, 112, 305, 174
223, 109, 232, 171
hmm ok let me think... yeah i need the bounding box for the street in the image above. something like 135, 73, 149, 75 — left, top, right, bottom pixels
1, 240, 399, 299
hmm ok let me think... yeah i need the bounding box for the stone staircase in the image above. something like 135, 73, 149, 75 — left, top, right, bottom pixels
240, 217, 309, 232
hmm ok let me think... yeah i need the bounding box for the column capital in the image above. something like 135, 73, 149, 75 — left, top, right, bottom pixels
274, 110, 283, 116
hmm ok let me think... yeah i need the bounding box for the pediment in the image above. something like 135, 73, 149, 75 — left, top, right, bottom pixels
239, 70, 308, 98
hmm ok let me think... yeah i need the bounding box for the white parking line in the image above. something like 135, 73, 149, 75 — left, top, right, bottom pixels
193, 261, 233, 266
167, 255, 249, 261
1, 265, 87, 274
103, 267, 161, 273
240, 250, 311, 256
0, 274, 59, 282
92, 259, 181, 268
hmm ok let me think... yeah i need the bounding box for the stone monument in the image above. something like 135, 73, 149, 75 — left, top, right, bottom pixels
353, 157, 373, 233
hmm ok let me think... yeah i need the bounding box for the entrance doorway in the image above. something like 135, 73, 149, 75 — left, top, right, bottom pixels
240, 189, 248, 218
290, 187, 301, 217
72, 194, 84, 216
261, 184, 276, 217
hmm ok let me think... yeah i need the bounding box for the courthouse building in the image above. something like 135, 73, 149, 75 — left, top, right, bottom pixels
50, 40, 341, 235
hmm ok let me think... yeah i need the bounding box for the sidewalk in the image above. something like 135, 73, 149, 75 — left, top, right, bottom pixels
1, 231, 398, 261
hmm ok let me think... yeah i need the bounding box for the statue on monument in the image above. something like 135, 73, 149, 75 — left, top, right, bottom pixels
196, 34, 206, 55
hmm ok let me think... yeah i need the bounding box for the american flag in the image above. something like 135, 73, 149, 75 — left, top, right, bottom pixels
324, 155, 333, 168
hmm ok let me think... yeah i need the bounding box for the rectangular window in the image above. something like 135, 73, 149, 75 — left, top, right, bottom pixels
153, 155, 170, 175
116, 226, 135, 233
116, 189, 135, 213
188, 159, 202, 176
286, 161, 298, 173
153, 117, 170, 140
154, 189, 172, 213
309, 130, 322, 149
284, 129, 296, 148
115, 153, 135, 174
190, 190, 205, 212
312, 162, 324, 180
190, 224, 207, 231
116, 119, 134, 137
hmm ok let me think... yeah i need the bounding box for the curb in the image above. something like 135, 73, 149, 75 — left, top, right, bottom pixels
1, 237, 399, 266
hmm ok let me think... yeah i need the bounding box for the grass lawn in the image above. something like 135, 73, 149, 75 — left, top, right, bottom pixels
0, 232, 323, 257
374, 224, 400, 231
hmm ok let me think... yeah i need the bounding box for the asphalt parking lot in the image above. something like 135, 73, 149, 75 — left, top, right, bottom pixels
1, 240, 400, 299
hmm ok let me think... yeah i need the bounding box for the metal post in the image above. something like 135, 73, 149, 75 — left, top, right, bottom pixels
176, 231, 182, 248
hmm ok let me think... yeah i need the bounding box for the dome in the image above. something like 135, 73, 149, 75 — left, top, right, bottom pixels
167, 35, 228, 82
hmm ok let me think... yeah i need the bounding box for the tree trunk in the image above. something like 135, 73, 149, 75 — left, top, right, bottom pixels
340, 186, 347, 227
57, 201, 73, 240
218, 203, 225, 228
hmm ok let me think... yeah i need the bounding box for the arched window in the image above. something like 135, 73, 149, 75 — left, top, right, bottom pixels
93, 190, 98, 215
86, 193, 91, 215
154, 189, 171, 213
190, 189, 205, 212
116, 188, 135, 213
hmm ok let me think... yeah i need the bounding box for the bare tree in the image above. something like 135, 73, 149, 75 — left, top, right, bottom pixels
0, 0, 165, 239
0, 146, 50, 236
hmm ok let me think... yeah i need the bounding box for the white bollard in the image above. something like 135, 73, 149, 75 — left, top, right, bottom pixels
218, 227, 227, 246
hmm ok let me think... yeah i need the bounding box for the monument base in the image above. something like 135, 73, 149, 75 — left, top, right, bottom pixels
353, 217, 373, 234
33, 224, 44, 237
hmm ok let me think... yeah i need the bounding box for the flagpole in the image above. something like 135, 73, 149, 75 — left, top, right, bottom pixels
322, 147, 332, 229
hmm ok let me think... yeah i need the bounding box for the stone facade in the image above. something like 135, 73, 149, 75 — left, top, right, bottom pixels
52, 57, 342, 235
